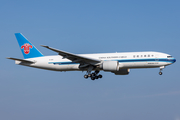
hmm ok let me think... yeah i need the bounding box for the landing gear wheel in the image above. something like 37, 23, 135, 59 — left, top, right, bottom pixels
98, 74, 102, 78
95, 76, 99, 79
84, 75, 88, 79
88, 74, 92, 77
159, 72, 163, 75
91, 77, 95, 80
91, 73, 95, 77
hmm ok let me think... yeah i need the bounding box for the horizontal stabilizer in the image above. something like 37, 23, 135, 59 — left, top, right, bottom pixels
6, 57, 34, 63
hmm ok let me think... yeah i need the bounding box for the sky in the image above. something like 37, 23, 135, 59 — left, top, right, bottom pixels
0, 0, 180, 120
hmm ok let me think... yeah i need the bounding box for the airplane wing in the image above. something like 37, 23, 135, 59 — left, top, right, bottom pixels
41, 45, 101, 65
7, 57, 34, 63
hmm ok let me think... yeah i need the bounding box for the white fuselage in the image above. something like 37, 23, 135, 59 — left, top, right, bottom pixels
15, 51, 176, 72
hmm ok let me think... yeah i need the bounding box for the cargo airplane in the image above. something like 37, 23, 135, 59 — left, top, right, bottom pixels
7, 33, 176, 80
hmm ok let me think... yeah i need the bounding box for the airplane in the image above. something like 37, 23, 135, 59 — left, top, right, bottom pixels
7, 33, 176, 80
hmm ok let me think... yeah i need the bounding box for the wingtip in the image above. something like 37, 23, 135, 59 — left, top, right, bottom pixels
40, 45, 49, 48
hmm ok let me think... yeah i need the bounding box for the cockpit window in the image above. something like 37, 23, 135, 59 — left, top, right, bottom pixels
167, 56, 173, 58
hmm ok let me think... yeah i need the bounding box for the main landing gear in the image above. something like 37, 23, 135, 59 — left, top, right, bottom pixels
84, 70, 103, 80
159, 66, 165, 75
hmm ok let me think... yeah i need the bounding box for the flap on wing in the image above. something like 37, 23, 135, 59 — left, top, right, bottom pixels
41, 45, 101, 64
7, 57, 34, 63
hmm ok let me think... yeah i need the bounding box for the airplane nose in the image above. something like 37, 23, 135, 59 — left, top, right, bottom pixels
168, 58, 176, 64
173, 58, 176, 63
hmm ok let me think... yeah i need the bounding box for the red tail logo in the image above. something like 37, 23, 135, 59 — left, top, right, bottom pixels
21, 43, 33, 54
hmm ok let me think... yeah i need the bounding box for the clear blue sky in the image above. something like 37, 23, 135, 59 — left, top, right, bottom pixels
1, 0, 180, 120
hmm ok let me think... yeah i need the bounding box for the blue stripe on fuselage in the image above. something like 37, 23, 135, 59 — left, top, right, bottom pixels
117, 58, 176, 63
48, 58, 176, 65
49, 62, 78, 65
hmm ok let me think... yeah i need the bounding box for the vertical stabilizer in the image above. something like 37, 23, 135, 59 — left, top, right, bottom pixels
15, 33, 44, 59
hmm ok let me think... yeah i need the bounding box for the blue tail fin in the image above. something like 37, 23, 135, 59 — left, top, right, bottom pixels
15, 33, 44, 59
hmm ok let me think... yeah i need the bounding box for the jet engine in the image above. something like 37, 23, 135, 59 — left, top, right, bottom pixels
100, 61, 129, 75
101, 61, 119, 71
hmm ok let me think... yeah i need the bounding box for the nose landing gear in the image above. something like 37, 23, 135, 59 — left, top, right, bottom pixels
159, 66, 165, 75
159, 71, 163, 75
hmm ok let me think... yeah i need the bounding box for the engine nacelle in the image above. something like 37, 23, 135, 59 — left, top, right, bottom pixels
112, 69, 130, 75
102, 61, 119, 71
